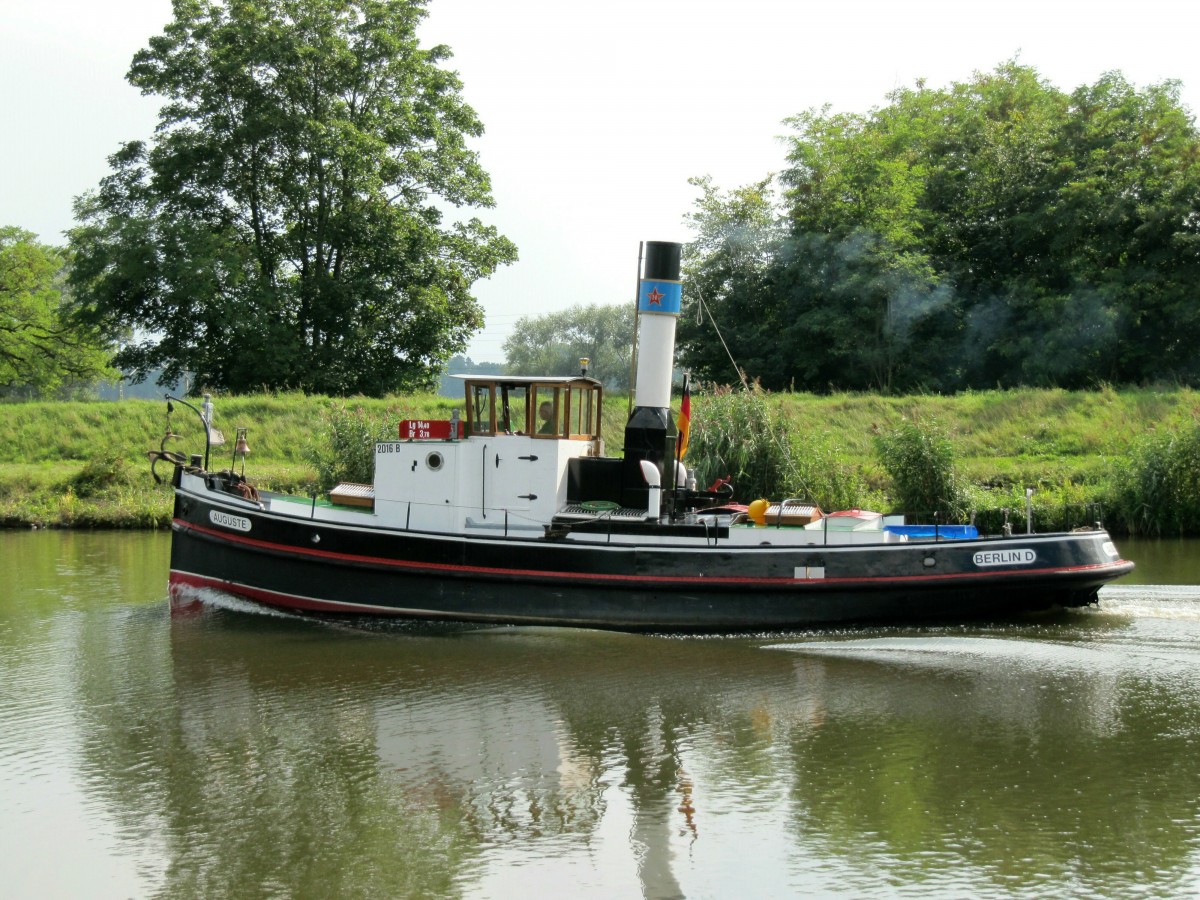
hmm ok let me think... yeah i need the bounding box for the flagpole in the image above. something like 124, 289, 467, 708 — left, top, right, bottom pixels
627, 241, 643, 420
676, 372, 690, 467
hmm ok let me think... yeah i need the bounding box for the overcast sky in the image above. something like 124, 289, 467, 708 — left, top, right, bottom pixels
4, 0, 1198, 361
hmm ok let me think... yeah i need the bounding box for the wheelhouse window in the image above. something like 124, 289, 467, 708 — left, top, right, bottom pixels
566, 383, 599, 439
532, 386, 562, 438
468, 383, 495, 434
499, 384, 529, 434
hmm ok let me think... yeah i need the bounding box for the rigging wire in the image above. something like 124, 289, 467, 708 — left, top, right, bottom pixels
687, 289, 814, 498
690, 288, 750, 392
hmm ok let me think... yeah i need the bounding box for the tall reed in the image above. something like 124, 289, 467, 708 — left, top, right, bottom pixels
685, 385, 798, 502
1111, 421, 1200, 535
874, 417, 970, 520
304, 403, 398, 491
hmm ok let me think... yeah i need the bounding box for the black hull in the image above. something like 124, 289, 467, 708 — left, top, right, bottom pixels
169, 488, 1134, 631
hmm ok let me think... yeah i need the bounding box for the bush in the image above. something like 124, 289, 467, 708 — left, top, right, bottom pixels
304, 404, 396, 492
1111, 422, 1200, 535
875, 417, 969, 519
68, 454, 135, 498
685, 384, 876, 509
686, 384, 799, 502
972, 482, 1107, 535
791, 430, 874, 511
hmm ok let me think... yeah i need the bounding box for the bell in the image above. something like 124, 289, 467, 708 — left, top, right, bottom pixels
233, 427, 250, 477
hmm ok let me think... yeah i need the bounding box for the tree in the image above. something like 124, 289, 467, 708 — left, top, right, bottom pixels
503, 303, 635, 392
793, 63, 1200, 389
676, 176, 782, 387
678, 175, 950, 392
1052, 74, 1200, 384
683, 62, 1200, 392
69, 0, 516, 396
0, 227, 114, 398
438, 353, 503, 397
770, 231, 952, 393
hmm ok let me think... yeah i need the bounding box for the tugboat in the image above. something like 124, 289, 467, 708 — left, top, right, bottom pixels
156, 241, 1133, 630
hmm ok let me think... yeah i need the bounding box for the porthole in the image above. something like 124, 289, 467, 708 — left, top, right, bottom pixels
426, 451, 444, 471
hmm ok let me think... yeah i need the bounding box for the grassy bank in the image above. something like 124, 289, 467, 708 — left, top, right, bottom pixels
1, 387, 1195, 531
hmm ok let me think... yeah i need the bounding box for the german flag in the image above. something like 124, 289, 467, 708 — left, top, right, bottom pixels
677, 377, 691, 460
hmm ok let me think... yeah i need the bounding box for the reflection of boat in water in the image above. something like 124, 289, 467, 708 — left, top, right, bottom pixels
147, 606, 1200, 897
157, 242, 1133, 630
160, 610, 824, 898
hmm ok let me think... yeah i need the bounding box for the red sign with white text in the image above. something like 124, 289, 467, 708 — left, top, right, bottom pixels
398, 419, 459, 440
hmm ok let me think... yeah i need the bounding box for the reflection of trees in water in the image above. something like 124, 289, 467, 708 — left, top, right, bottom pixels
49, 593, 1200, 897
779, 637, 1200, 895
375, 682, 606, 845
544, 642, 825, 898
77, 616, 818, 896
70, 614, 478, 896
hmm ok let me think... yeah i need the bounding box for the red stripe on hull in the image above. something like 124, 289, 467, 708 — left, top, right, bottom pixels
170, 570, 633, 625
174, 517, 1130, 589
171, 570, 438, 617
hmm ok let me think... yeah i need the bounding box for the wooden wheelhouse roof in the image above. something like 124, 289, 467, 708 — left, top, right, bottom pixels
449, 375, 603, 389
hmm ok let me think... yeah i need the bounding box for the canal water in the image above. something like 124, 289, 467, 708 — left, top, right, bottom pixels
3, 531, 1200, 898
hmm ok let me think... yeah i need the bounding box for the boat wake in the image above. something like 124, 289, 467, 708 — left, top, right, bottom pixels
1093, 583, 1200, 620
764, 628, 1200, 677
763, 585, 1200, 679
767, 634, 1100, 666
172, 583, 301, 620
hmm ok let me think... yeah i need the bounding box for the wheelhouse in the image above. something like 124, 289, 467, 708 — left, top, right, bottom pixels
460, 375, 604, 443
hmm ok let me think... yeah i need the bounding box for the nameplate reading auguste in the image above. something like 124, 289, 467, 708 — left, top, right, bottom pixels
209, 510, 252, 532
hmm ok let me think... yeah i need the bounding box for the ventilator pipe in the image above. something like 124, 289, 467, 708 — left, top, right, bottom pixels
640, 459, 662, 520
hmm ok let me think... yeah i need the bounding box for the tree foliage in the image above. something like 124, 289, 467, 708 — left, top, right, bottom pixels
437, 353, 503, 397
680, 62, 1200, 392
69, 0, 516, 396
503, 303, 635, 391
0, 227, 114, 398
676, 176, 781, 387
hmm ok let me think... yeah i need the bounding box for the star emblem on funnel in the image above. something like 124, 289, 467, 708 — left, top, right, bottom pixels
646, 287, 664, 306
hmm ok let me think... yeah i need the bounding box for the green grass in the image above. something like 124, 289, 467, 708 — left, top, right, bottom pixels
0, 390, 632, 528
2, 386, 1197, 531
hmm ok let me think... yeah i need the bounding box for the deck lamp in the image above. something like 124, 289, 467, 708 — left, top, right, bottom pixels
162, 403, 178, 447
165, 395, 212, 471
